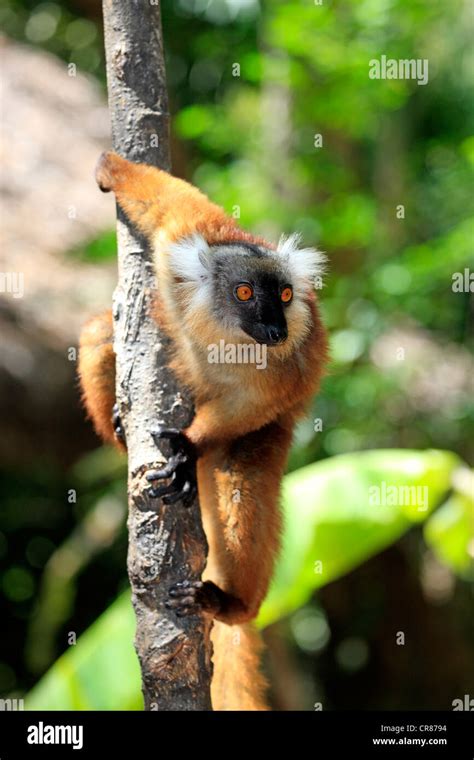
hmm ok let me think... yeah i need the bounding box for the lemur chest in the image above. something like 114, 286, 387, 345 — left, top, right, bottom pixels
206, 359, 267, 401
195, 351, 275, 410
174, 334, 293, 418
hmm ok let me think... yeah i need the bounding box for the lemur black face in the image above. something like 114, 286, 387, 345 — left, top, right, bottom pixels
232, 271, 290, 345
211, 244, 292, 345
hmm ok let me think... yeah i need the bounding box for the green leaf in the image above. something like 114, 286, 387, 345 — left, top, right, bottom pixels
257, 449, 460, 627
424, 469, 474, 580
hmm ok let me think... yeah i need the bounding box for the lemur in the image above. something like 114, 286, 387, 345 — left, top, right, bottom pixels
78, 151, 328, 710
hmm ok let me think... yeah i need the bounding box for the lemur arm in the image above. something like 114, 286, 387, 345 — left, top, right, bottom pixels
95, 151, 268, 248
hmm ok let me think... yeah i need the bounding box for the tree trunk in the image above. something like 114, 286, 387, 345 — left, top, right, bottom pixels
101, 0, 212, 711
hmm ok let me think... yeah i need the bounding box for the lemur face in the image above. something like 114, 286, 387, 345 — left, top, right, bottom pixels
209, 244, 292, 345
168, 233, 326, 350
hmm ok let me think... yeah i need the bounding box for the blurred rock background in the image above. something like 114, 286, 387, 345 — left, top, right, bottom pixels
0, 36, 115, 465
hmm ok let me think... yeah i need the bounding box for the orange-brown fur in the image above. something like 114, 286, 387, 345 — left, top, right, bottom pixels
79, 152, 328, 710
78, 309, 119, 447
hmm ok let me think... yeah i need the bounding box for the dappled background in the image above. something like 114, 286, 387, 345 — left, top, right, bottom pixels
0, 0, 473, 710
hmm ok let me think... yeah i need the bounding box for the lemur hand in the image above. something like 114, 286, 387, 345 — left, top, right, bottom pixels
146, 427, 197, 507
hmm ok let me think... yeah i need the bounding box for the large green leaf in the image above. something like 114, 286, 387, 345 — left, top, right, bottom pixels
424, 469, 474, 580
26, 448, 461, 710
257, 449, 460, 627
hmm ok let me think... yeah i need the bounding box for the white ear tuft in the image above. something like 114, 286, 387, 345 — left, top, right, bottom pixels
277, 233, 327, 288
277, 232, 303, 257
168, 233, 211, 283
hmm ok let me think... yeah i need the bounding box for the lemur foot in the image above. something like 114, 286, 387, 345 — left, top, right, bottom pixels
95, 151, 124, 193
165, 580, 221, 618
112, 403, 126, 447
146, 427, 197, 507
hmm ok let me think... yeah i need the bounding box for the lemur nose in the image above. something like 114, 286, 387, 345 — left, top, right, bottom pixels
266, 325, 288, 344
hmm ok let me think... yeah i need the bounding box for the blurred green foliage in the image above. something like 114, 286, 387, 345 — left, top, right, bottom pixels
70, 230, 117, 263
0, 0, 472, 709
26, 591, 141, 711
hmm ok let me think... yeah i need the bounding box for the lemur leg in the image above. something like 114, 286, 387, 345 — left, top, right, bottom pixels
166, 420, 294, 624
78, 310, 124, 448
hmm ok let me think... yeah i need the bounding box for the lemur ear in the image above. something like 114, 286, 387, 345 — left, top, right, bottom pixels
277, 233, 326, 287
168, 233, 212, 283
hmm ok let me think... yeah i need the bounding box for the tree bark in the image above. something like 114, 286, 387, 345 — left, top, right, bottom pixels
101, 0, 212, 710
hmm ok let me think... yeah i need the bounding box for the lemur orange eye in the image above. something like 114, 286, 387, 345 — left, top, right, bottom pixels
235, 283, 253, 302
281, 286, 293, 303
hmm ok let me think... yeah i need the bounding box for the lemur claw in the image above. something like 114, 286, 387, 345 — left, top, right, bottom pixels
147, 427, 197, 507
165, 580, 220, 617
112, 403, 126, 447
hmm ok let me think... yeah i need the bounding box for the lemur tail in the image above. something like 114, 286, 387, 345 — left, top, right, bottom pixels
211, 621, 269, 710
